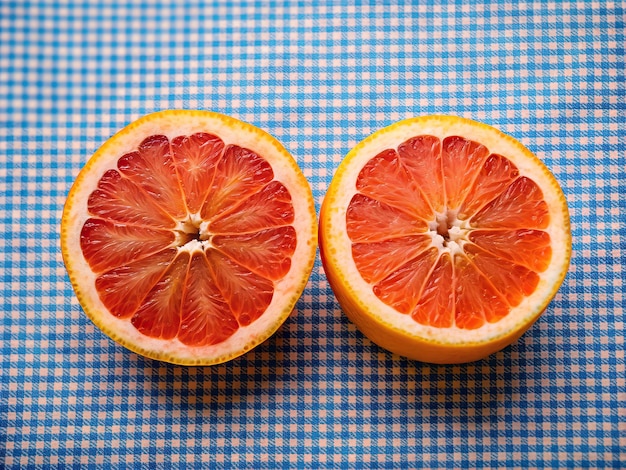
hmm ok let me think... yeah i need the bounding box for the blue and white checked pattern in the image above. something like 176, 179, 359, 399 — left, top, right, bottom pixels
1, 1, 624, 468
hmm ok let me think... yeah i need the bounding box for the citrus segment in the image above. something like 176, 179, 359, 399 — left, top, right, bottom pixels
441, 136, 489, 209
117, 135, 188, 219
397, 135, 444, 212
355, 149, 432, 221
372, 247, 439, 315
212, 226, 296, 281
351, 234, 432, 284
320, 115, 571, 364
464, 244, 540, 307
87, 169, 176, 228
453, 254, 509, 328
204, 248, 274, 327
470, 176, 550, 229
62, 110, 317, 365
200, 145, 273, 221
411, 252, 455, 328
95, 248, 178, 319
80, 218, 175, 273
346, 194, 428, 242
178, 252, 238, 347
131, 252, 191, 340
171, 132, 224, 213
468, 229, 552, 272
458, 153, 519, 219
209, 180, 294, 234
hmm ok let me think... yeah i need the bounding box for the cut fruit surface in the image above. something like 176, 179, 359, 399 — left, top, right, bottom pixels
62, 110, 317, 365
319, 115, 571, 364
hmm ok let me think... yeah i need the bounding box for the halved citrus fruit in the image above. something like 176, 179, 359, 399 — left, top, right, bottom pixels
61, 110, 317, 365
319, 115, 571, 364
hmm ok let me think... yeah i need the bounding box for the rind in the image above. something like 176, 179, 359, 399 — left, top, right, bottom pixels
61, 110, 318, 365
319, 115, 571, 363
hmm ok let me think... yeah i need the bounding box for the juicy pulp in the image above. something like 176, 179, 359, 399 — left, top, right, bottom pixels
348, 135, 552, 330
80, 133, 298, 346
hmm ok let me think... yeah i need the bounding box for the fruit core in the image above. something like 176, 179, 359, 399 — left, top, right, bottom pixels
429, 209, 469, 255
175, 215, 212, 250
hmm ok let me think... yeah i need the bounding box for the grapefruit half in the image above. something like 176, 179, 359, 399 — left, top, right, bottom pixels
62, 110, 317, 365
319, 115, 571, 364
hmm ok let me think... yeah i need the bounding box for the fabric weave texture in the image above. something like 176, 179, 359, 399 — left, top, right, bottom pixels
1, 1, 624, 468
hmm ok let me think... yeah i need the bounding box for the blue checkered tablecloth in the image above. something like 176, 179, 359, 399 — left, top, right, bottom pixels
1, 1, 624, 468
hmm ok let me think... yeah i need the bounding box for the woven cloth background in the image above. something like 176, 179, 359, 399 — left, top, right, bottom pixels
1, 1, 624, 468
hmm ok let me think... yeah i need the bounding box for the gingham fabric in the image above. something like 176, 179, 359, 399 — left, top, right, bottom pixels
1, 1, 624, 468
